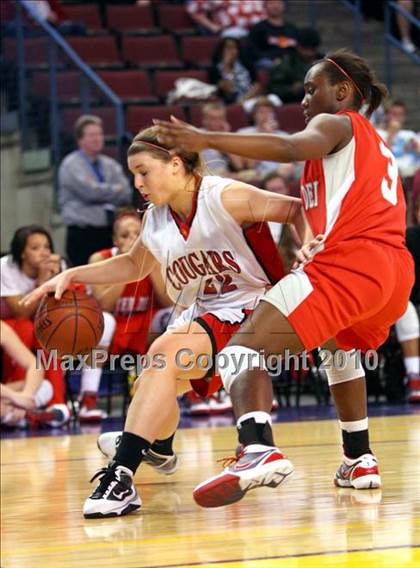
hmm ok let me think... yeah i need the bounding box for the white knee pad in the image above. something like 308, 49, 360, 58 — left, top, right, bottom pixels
98, 312, 117, 347
395, 301, 420, 342
217, 346, 266, 394
319, 349, 365, 386
34, 379, 53, 407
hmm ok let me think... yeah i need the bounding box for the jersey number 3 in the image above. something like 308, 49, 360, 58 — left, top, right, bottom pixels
379, 140, 398, 206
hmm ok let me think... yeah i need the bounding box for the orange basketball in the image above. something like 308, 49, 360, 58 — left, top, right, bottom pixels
34, 288, 104, 357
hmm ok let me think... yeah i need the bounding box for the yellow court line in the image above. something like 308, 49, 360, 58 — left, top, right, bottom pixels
194, 547, 420, 568
1, 519, 419, 558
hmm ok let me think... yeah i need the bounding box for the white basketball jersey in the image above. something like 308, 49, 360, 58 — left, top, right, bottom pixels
142, 176, 281, 321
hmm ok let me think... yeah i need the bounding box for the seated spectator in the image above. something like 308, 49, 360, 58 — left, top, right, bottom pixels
199, 101, 248, 176
209, 36, 261, 104
267, 27, 322, 103
21, 0, 86, 35
238, 97, 302, 179
58, 115, 132, 267
376, 100, 420, 179
247, 0, 298, 69
1, 320, 69, 428
395, 0, 417, 53
186, 0, 266, 37
0, 225, 66, 405
79, 208, 171, 420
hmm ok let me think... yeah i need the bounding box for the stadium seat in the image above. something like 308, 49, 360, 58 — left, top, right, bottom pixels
122, 36, 182, 68
276, 104, 305, 133
3, 38, 50, 67
158, 5, 196, 34
61, 106, 120, 138
189, 105, 204, 127
106, 5, 159, 34
98, 70, 158, 103
154, 69, 209, 100
63, 5, 103, 33
226, 104, 249, 130
182, 36, 219, 68
31, 71, 82, 102
126, 105, 187, 134
66, 37, 122, 68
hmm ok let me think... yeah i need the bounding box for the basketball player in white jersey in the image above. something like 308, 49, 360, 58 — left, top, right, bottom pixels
22, 125, 315, 518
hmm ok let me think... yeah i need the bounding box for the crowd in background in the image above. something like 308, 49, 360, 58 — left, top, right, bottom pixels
1, 0, 419, 430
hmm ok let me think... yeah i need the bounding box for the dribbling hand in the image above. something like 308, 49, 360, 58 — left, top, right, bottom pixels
20, 269, 75, 306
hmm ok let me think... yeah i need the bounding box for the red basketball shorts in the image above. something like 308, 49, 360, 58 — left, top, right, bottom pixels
263, 239, 415, 352
191, 311, 250, 397
109, 310, 156, 355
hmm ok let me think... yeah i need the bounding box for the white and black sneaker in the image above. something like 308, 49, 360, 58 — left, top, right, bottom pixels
97, 431, 179, 475
83, 462, 141, 519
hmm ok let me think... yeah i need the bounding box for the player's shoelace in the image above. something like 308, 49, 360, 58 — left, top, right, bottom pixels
89, 464, 118, 497
217, 447, 246, 469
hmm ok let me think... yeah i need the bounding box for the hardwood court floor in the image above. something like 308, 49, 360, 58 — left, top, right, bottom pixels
1, 415, 419, 567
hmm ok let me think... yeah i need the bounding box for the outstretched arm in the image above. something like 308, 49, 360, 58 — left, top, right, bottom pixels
21, 238, 157, 306
155, 114, 351, 163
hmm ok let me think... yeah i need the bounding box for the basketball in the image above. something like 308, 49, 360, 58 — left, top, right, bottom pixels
34, 288, 104, 357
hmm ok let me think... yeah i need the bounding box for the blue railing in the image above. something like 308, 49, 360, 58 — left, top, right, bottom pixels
15, 0, 125, 175
384, 1, 420, 92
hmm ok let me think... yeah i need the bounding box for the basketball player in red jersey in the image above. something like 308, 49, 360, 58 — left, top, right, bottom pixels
155, 48, 415, 507
22, 125, 312, 518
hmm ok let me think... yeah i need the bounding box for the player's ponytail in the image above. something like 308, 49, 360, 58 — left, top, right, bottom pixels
367, 80, 388, 118
321, 49, 388, 117
128, 126, 204, 175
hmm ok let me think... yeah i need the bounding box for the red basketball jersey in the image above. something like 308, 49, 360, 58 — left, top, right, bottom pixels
301, 110, 407, 249
97, 248, 154, 332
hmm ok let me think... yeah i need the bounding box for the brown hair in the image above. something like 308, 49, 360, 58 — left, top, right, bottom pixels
127, 125, 203, 175
113, 207, 141, 235
74, 115, 103, 140
318, 49, 388, 117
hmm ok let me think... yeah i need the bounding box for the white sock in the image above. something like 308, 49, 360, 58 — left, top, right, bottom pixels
404, 356, 419, 376
80, 367, 102, 394
34, 380, 53, 407
237, 411, 272, 427
339, 417, 368, 432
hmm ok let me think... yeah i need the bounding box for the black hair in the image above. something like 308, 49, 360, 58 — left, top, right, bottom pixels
318, 48, 388, 117
10, 225, 54, 268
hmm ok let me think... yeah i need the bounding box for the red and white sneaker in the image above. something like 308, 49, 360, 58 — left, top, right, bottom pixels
193, 444, 294, 508
407, 375, 420, 403
208, 390, 233, 415
334, 453, 381, 489
79, 392, 108, 422
26, 404, 71, 428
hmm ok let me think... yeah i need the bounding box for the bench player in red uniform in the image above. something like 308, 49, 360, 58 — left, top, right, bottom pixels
155, 48, 415, 507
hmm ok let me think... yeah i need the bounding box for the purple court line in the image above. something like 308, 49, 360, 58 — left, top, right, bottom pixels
148, 544, 420, 568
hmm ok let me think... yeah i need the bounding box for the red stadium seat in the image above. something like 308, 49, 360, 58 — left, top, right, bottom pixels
64, 5, 103, 32
182, 36, 219, 68
61, 107, 120, 138
158, 5, 196, 34
66, 37, 121, 68
32, 71, 82, 102
154, 69, 208, 100
98, 70, 157, 103
106, 5, 159, 34
226, 104, 249, 131
189, 105, 204, 127
3, 38, 50, 67
126, 105, 187, 134
276, 104, 305, 133
122, 36, 182, 68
